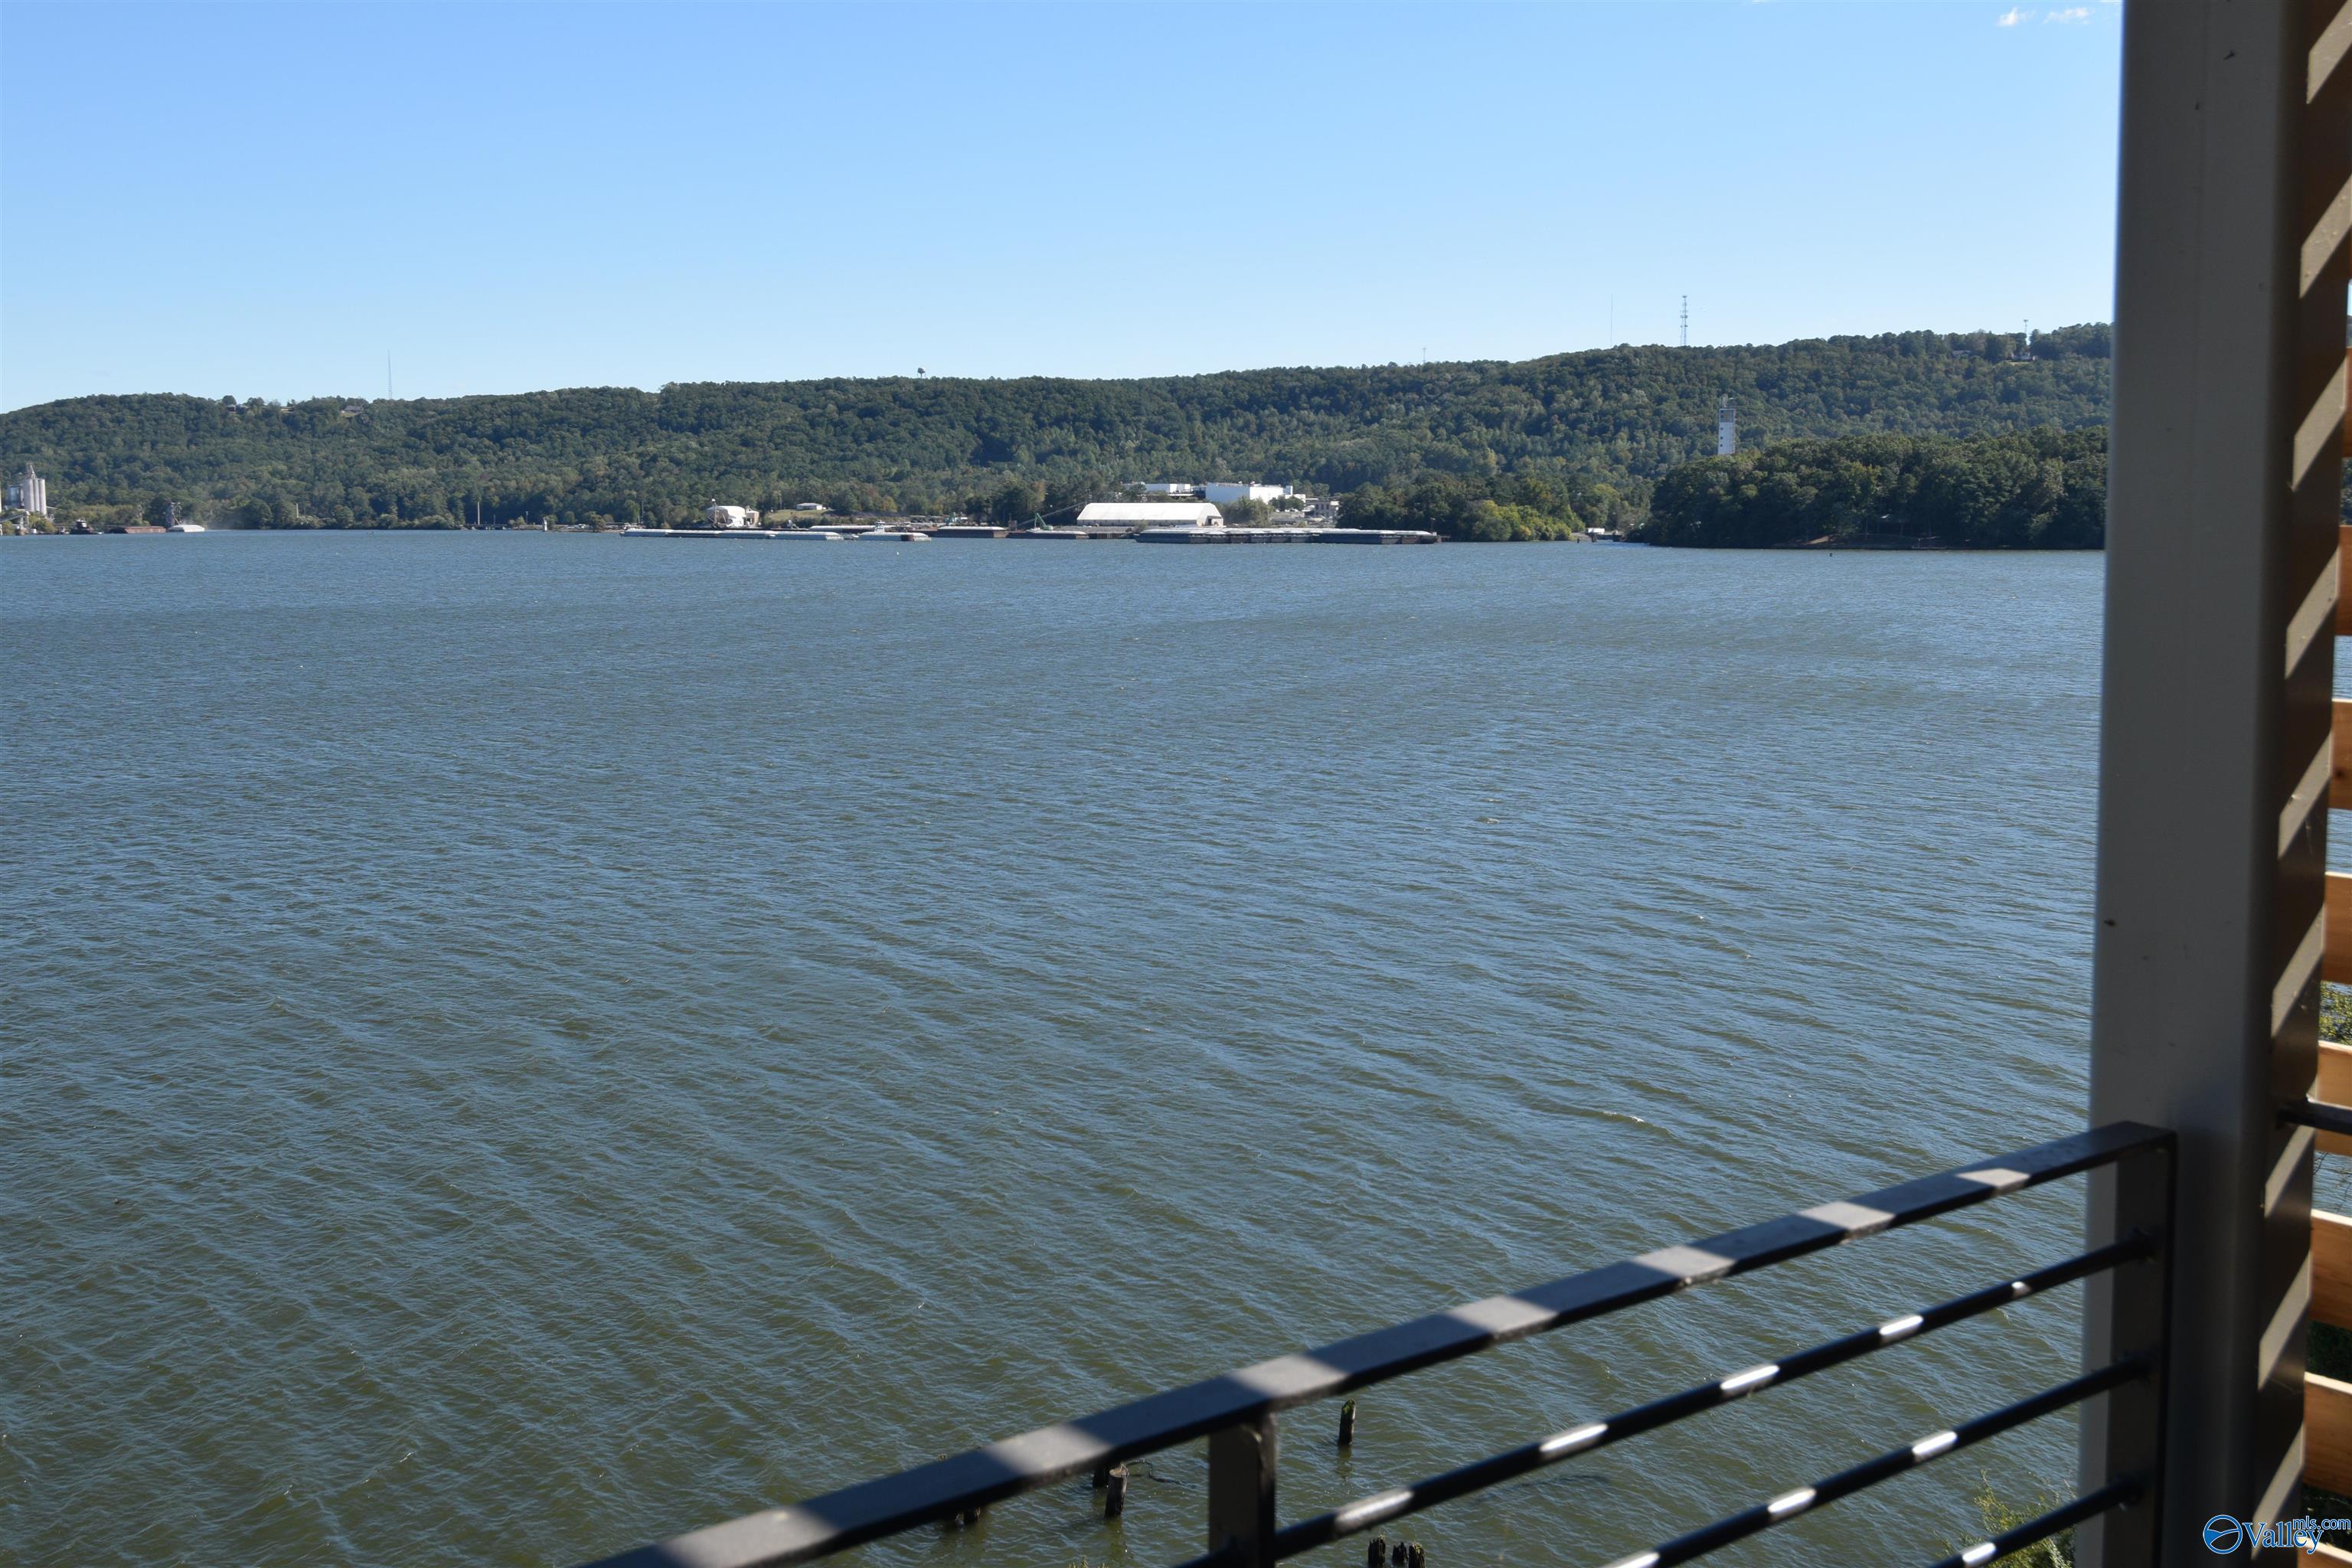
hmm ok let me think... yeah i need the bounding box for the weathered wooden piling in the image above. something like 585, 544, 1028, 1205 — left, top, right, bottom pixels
1103, 1463, 1128, 1521
1406, 1542, 1426, 1568
1338, 1398, 1357, 1446
1367, 1535, 1388, 1566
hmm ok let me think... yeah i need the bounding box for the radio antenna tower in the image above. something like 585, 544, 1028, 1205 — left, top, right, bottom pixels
1681, 296, 1689, 348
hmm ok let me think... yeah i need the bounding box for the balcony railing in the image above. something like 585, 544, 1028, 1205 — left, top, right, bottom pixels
579, 1122, 2173, 1568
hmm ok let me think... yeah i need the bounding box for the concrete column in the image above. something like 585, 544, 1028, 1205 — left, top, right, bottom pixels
2084, 1, 2350, 1559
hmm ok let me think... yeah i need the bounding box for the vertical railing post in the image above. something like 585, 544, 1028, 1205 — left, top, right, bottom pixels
2080, 1138, 2176, 1563
1207, 1413, 1278, 1566
2088, 0, 2348, 1558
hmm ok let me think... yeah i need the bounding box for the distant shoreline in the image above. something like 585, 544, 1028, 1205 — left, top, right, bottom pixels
3, 523, 2112, 551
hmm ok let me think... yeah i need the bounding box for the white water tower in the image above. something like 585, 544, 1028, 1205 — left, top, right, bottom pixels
1716, 397, 1737, 456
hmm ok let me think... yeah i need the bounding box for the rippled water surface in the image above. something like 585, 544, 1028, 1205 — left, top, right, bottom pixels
6, 535, 2112, 1567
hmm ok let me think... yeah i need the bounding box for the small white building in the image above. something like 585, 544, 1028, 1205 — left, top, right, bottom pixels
1138, 482, 1200, 497
1201, 482, 1292, 505
705, 502, 762, 529
1075, 501, 1224, 531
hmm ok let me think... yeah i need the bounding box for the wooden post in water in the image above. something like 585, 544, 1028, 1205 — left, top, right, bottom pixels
1365, 1537, 1388, 1567
1206, 1416, 1276, 1567
1103, 1463, 1128, 1521
1338, 1399, 1356, 1446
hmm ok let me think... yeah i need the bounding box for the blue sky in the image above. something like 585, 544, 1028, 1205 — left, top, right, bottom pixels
0, 2, 2122, 411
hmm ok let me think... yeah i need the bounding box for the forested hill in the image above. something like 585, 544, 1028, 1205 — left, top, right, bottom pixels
0, 325, 2109, 529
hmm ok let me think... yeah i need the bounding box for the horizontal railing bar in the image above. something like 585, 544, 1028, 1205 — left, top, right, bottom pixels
1916, 1476, 2143, 1568
1592, 1357, 2147, 1568
1256, 1234, 2152, 1561
2285, 1099, 2352, 1139
576, 1122, 2170, 1568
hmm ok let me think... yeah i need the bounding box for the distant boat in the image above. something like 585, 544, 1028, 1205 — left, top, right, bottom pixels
779, 530, 848, 541
165, 521, 207, 533
859, 527, 932, 541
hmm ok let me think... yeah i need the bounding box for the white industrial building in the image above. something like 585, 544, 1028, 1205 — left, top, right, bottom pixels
7, 464, 48, 514
1131, 482, 1294, 504
1075, 501, 1224, 531
704, 502, 762, 529
1202, 482, 1292, 505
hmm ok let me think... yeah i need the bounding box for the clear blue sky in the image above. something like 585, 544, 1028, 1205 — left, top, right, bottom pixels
0, 2, 2122, 411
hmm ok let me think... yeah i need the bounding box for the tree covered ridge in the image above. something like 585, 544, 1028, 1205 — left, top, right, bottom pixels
0, 326, 2109, 529
1646, 426, 2109, 548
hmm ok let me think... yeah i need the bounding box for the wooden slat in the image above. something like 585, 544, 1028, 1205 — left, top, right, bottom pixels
2341, 531, 2352, 635
2318, 1041, 2352, 1159
2314, 1371, 2352, 1495
2341, 525, 2352, 635
2316, 1042, 2352, 1159
2320, 1210, 2352, 1329
2339, 524, 2352, 635
2336, 700, 2352, 808
2327, 872, 2352, 983
2324, 1040, 2352, 1102
2344, 346, 2351, 458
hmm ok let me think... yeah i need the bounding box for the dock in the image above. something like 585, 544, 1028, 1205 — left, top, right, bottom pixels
616, 523, 1442, 545
1134, 526, 1440, 545
621, 528, 845, 540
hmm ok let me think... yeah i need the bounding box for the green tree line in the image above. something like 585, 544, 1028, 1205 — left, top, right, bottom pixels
0, 326, 2112, 530
1645, 426, 2109, 548
1338, 472, 1628, 540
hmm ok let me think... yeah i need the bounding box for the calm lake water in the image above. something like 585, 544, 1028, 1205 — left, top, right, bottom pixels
7, 534, 2118, 1568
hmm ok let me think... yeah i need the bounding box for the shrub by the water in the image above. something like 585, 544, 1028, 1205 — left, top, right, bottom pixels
1338, 472, 1588, 541
1962, 1481, 2075, 1566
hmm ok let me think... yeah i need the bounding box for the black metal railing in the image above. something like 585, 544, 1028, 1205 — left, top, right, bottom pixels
580, 1122, 2174, 1568
2287, 1099, 2352, 1140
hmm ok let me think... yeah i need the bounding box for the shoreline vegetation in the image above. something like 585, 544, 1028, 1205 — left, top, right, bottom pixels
1646, 426, 2110, 550
0, 326, 2118, 544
